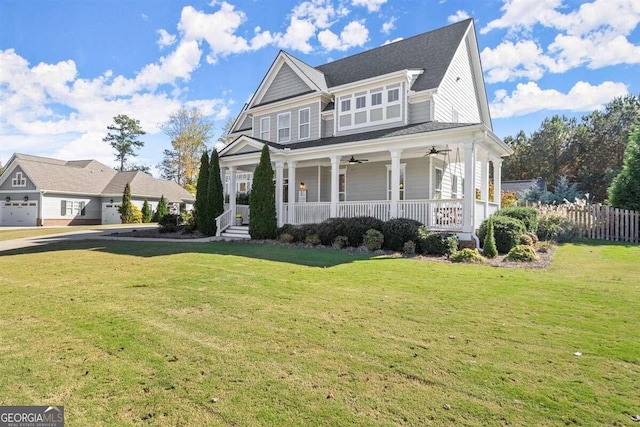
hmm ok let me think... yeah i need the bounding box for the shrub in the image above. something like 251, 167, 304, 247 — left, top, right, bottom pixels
279, 233, 294, 243
519, 234, 534, 247
451, 248, 485, 263
332, 235, 349, 249
505, 244, 539, 262
130, 204, 143, 224
317, 218, 350, 246
277, 224, 296, 239
482, 218, 498, 259
296, 224, 318, 243
118, 183, 135, 223
537, 214, 581, 243
158, 213, 181, 233
249, 145, 277, 239
496, 207, 538, 232
304, 234, 321, 246
363, 229, 384, 251
343, 217, 384, 247
478, 216, 526, 254
419, 229, 458, 256
194, 151, 209, 231
153, 195, 168, 222
537, 241, 553, 253
181, 210, 195, 231
141, 200, 152, 223
402, 240, 416, 256
525, 231, 539, 244
381, 218, 423, 251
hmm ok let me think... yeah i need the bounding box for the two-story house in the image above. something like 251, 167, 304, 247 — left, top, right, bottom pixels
218, 18, 512, 242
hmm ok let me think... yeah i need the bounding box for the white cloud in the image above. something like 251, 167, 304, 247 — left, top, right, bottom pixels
276, 18, 318, 54
481, 0, 564, 34
481, 40, 555, 83
490, 80, 629, 118
382, 37, 403, 46
318, 20, 369, 51
447, 10, 470, 24
156, 29, 177, 49
351, 0, 387, 13
381, 17, 396, 34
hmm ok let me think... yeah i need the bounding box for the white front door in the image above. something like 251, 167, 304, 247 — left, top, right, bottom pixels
102, 203, 120, 225
1, 201, 38, 226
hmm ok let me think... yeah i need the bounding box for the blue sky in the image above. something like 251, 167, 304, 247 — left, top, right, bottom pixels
1, 0, 639, 174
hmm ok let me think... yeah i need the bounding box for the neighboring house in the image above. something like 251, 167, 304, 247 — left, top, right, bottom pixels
0, 154, 194, 226
217, 18, 513, 241
502, 178, 547, 199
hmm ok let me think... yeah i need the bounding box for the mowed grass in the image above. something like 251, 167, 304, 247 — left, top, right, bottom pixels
0, 240, 638, 426
0, 224, 153, 242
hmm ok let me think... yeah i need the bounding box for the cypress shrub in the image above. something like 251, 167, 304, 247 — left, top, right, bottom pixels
482, 217, 498, 259
118, 182, 135, 223
153, 195, 168, 222
478, 216, 526, 254
202, 149, 224, 236
141, 199, 152, 223
194, 151, 210, 231
249, 145, 277, 239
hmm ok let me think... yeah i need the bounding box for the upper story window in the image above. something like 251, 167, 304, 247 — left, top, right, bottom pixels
299, 108, 310, 140
337, 83, 403, 131
277, 112, 290, 143
12, 172, 26, 187
260, 117, 270, 140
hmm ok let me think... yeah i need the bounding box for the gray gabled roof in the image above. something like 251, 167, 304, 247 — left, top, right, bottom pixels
102, 171, 194, 203
282, 51, 328, 92
316, 18, 471, 91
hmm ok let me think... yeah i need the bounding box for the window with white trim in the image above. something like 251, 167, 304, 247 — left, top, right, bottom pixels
339, 169, 347, 201
434, 168, 443, 199
277, 112, 290, 143
451, 175, 459, 198
386, 164, 406, 200
337, 83, 402, 131
298, 108, 310, 139
260, 117, 270, 140
61, 200, 86, 216
11, 172, 26, 187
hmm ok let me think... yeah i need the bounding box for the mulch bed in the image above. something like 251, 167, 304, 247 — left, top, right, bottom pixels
109, 227, 207, 239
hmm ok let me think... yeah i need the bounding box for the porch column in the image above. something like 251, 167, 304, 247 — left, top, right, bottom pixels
287, 161, 297, 224
330, 155, 340, 217
390, 150, 402, 218
228, 165, 237, 216
463, 143, 477, 234
480, 149, 489, 202
275, 161, 284, 227
494, 158, 503, 207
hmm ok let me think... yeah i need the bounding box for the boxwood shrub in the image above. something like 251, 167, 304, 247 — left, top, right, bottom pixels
495, 207, 538, 232
478, 216, 526, 254
419, 229, 459, 256
344, 217, 384, 247
381, 218, 423, 251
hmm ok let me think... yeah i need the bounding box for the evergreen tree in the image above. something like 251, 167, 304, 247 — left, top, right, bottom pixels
202, 149, 224, 235
249, 144, 277, 239
483, 217, 498, 259
141, 199, 152, 223
608, 128, 640, 210
118, 183, 135, 223
153, 195, 168, 222
103, 114, 146, 171
194, 150, 210, 231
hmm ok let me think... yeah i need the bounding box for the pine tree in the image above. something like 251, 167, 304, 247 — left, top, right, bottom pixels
608, 128, 640, 210
141, 199, 152, 223
118, 183, 135, 223
154, 195, 168, 222
202, 149, 224, 235
249, 144, 277, 239
483, 217, 498, 259
194, 151, 210, 231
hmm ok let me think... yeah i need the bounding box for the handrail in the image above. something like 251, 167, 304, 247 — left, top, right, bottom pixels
215, 208, 234, 236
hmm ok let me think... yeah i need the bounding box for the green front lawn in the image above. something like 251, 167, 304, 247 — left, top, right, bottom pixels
0, 240, 638, 426
0, 224, 153, 242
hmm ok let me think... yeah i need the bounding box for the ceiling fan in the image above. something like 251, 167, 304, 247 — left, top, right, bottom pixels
425, 146, 451, 156
345, 155, 369, 164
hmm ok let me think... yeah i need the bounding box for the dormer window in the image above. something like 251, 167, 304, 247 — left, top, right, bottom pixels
371, 92, 382, 106
388, 88, 399, 103
277, 112, 291, 143
12, 172, 26, 187
341, 99, 351, 112
337, 83, 403, 131
356, 95, 366, 109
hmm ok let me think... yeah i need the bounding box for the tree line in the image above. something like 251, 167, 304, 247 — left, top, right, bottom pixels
502, 94, 640, 203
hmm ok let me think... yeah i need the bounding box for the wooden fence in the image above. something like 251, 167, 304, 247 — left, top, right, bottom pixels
535, 203, 640, 243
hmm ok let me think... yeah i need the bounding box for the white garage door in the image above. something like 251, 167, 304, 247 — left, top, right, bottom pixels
102, 203, 121, 225
1, 201, 38, 226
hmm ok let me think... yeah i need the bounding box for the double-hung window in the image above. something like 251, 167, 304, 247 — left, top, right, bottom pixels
434, 168, 443, 199
260, 117, 270, 140
298, 108, 310, 139
277, 112, 290, 143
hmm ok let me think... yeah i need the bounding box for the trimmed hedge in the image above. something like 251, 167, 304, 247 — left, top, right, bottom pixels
419, 229, 458, 256
495, 207, 538, 232
381, 218, 423, 251
478, 216, 526, 254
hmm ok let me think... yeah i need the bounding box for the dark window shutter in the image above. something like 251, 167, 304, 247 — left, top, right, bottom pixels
80, 201, 86, 216
61, 200, 66, 216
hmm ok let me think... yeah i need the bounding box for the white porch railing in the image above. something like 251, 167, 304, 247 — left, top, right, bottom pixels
286, 202, 331, 224
337, 201, 391, 221
215, 208, 234, 236
474, 200, 499, 230
399, 199, 463, 230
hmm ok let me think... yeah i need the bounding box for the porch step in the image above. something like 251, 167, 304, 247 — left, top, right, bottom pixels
220, 225, 250, 240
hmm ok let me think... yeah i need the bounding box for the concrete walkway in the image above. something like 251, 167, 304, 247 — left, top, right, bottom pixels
0, 224, 211, 252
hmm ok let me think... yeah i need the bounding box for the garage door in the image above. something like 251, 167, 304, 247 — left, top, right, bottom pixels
102, 203, 121, 225
1, 201, 38, 226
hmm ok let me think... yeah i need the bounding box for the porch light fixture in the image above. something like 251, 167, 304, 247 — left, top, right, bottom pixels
110, 199, 114, 203
299, 182, 306, 190
23, 196, 29, 202
5, 196, 10, 203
